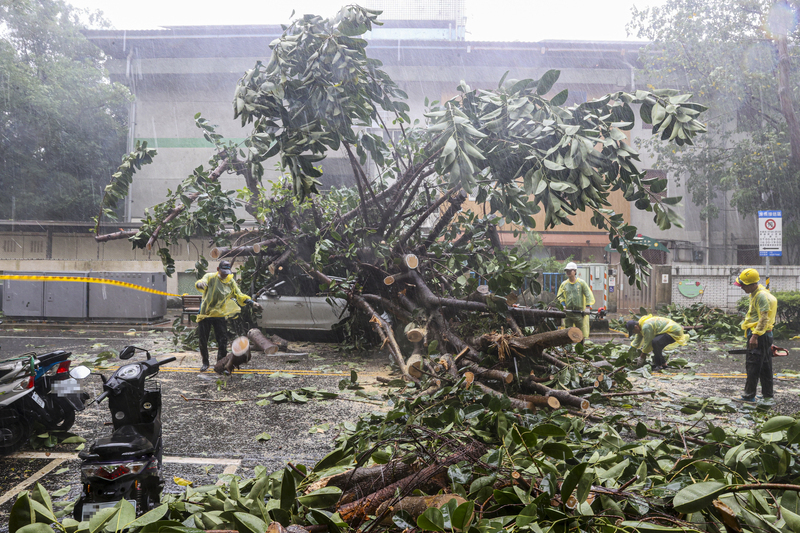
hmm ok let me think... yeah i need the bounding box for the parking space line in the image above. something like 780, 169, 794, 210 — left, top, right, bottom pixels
164, 456, 241, 466
0, 458, 64, 506
5, 452, 242, 466
216, 464, 239, 485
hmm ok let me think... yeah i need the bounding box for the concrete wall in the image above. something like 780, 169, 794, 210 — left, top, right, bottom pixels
0, 260, 200, 296
670, 265, 800, 311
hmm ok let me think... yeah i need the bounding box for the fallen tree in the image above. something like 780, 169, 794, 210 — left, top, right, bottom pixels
92, 6, 705, 395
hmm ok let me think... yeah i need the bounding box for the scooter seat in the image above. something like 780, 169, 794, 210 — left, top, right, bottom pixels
81, 425, 156, 458
37, 350, 70, 366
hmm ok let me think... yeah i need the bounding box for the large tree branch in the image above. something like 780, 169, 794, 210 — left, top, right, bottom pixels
143, 158, 230, 250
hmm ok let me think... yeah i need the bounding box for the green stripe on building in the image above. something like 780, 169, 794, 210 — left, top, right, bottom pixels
135, 138, 247, 148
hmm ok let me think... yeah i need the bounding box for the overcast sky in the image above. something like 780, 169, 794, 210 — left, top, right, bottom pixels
65, 0, 667, 41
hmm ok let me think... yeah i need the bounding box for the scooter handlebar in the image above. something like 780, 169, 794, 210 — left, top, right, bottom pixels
95, 390, 110, 404
157, 356, 176, 367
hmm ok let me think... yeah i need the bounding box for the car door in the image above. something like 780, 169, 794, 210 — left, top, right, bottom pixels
256, 280, 316, 330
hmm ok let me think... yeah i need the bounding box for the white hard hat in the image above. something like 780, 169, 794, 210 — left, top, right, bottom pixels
564, 262, 578, 270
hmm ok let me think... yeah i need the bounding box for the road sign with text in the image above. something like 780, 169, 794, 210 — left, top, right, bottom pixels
759, 210, 782, 257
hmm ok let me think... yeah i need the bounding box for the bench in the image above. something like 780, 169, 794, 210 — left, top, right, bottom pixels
181, 295, 202, 324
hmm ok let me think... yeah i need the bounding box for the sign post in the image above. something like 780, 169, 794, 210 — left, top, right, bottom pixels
758, 210, 782, 288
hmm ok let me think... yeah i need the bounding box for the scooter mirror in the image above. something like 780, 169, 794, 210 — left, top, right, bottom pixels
70, 366, 91, 380
119, 346, 136, 360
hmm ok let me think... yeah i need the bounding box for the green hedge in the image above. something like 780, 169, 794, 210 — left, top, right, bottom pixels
737, 290, 800, 337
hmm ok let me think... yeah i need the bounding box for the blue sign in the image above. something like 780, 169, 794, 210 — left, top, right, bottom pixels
758, 210, 782, 257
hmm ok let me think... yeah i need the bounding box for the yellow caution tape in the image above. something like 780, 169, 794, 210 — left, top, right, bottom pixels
0, 274, 181, 298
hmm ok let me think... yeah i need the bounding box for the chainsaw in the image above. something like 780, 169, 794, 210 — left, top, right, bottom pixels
728, 345, 789, 357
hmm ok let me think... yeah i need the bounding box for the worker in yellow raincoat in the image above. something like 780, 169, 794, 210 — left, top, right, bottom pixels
557, 262, 595, 341
735, 268, 777, 401
195, 260, 261, 373
626, 315, 688, 372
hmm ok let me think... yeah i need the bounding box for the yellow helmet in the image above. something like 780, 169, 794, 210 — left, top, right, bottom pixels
735, 268, 760, 287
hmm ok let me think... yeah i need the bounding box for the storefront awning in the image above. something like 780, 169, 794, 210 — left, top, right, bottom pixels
604, 235, 670, 252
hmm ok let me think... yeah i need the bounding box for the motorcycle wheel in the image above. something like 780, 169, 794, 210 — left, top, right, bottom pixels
47, 397, 76, 432
0, 407, 32, 455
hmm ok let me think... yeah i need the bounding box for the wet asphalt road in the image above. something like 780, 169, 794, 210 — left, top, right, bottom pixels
0, 317, 389, 529
0, 318, 799, 529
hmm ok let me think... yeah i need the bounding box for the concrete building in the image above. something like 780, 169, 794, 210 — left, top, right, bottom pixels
0, 6, 768, 294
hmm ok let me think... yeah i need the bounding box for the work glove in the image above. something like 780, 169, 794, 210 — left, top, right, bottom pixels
196, 281, 207, 290
246, 299, 262, 311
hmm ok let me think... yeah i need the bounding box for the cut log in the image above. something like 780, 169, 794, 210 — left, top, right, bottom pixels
463, 371, 474, 387
404, 322, 427, 343
269, 249, 292, 275
517, 393, 561, 409
506, 328, 583, 350
520, 378, 590, 410
376, 495, 468, 524
270, 334, 289, 351
323, 461, 423, 505
336, 442, 487, 524
457, 360, 514, 384
248, 328, 279, 354
210, 245, 258, 259
407, 350, 424, 379
472, 381, 533, 410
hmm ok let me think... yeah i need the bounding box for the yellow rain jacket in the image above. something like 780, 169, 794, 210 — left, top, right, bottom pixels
741, 284, 777, 337
630, 314, 688, 354
557, 278, 595, 339
195, 272, 251, 321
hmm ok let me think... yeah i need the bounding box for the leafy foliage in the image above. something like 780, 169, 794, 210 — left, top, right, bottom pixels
614, 303, 744, 341
628, 0, 800, 263
117, 5, 707, 292
15, 375, 800, 532
0, 0, 130, 220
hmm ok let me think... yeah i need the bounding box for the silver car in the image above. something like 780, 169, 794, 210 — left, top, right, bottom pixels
255, 279, 349, 335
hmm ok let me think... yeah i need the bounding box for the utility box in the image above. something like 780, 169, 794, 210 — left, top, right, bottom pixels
3, 271, 45, 317
88, 272, 167, 321
576, 263, 609, 310
44, 272, 88, 319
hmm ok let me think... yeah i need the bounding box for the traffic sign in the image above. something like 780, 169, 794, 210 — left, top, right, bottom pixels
758, 210, 782, 257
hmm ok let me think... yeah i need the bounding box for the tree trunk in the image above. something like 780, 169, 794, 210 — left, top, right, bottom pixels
520, 377, 590, 410
516, 393, 561, 409
337, 442, 487, 524
375, 495, 468, 525
248, 328, 279, 354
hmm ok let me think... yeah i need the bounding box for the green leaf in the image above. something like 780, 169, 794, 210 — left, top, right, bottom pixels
88, 506, 117, 533
417, 507, 446, 532
672, 481, 729, 513
561, 462, 588, 502
531, 423, 566, 437
279, 467, 296, 513
761, 415, 796, 434
550, 89, 569, 106
537, 69, 561, 95
125, 503, 169, 528
451, 500, 475, 531
233, 512, 268, 533
297, 487, 342, 509
619, 521, 691, 532
541, 442, 573, 460
16, 525, 56, 533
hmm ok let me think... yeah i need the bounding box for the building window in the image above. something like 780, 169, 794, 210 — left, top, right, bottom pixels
3, 240, 15, 253
643, 169, 668, 198
737, 245, 761, 265
30, 241, 44, 254
553, 246, 582, 261
643, 249, 668, 265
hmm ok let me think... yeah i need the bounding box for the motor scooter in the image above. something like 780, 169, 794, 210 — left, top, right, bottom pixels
74, 346, 175, 522
34, 350, 90, 432
0, 350, 89, 454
